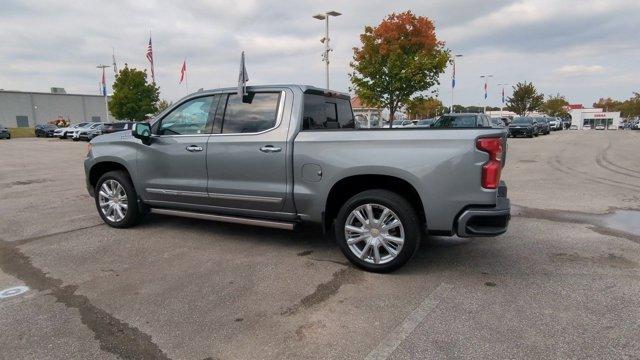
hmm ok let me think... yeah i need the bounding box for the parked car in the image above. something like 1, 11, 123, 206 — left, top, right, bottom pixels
548, 117, 562, 131
490, 117, 506, 128
387, 119, 415, 128
595, 124, 606, 130
508, 117, 539, 138
570, 125, 578, 130
538, 118, 551, 135
74, 122, 106, 141
103, 121, 135, 134
54, 122, 90, 139
431, 113, 494, 128
415, 118, 434, 128
0, 126, 10, 139
583, 124, 591, 130
35, 124, 58, 137
84, 85, 510, 272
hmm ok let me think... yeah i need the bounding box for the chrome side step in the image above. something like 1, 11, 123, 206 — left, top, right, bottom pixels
150, 208, 296, 230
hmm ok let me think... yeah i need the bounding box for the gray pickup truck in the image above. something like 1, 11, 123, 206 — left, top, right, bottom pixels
84, 85, 510, 272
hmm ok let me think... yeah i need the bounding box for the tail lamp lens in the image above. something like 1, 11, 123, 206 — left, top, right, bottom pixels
476, 137, 503, 189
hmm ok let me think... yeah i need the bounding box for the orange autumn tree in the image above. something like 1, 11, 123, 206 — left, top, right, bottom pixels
350, 11, 449, 125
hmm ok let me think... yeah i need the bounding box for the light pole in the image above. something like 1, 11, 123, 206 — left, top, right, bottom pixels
97, 64, 110, 122
313, 10, 341, 91
451, 54, 462, 113
497, 83, 512, 118
480, 74, 493, 114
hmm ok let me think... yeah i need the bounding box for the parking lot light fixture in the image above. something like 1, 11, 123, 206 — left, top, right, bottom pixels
313, 10, 341, 91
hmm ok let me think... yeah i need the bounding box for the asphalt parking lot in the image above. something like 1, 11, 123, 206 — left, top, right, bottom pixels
1, 131, 639, 359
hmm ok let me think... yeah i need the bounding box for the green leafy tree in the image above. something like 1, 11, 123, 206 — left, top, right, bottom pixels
350, 11, 449, 126
406, 97, 445, 119
156, 99, 172, 115
506, 82, 544, 116
541, 93, 570, 118
619, 92, 640, 118
109, 64, 160, 121
592, 97, 622, 112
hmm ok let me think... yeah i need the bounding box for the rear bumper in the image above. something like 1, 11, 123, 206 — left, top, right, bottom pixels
456, 181, 510, 237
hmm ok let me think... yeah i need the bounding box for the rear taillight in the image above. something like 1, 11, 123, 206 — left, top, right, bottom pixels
476, 137, 503, 189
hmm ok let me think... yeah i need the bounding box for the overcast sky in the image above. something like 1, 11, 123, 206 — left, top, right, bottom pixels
1, 0, 638, 107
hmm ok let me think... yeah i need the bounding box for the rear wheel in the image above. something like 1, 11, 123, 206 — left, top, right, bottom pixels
334, 190, 420, 273
95, 170, 145, 228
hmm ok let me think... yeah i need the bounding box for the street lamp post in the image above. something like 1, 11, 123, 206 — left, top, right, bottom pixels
497, 83, 512, 118
451, 54, 462, 113
480, 74, 493, 114
313, 10, 341, 91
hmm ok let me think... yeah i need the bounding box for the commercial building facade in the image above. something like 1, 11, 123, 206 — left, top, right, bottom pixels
569, 108, 620, 130
0, 89, 113, 128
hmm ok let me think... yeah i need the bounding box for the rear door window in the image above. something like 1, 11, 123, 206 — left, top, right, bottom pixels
219, 92, 281, 134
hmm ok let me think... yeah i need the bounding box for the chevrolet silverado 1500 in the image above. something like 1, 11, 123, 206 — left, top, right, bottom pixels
85, 85, 510, 272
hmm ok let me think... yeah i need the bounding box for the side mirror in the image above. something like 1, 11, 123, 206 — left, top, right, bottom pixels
132, 122, 152, 145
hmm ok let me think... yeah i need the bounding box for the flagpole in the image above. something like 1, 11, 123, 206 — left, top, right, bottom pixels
185, 60, 189, 94
451, 54, 462, 113
97, 64, 110, 122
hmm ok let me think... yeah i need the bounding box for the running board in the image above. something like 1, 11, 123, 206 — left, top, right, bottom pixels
150, 208, 296, 230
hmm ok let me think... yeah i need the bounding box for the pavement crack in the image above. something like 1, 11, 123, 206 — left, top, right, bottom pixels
0, 241, 171, 360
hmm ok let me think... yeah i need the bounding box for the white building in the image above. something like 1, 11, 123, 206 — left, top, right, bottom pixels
569, 108, 620, 130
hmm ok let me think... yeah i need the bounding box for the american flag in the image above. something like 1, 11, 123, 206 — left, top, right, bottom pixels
146, 37, 155, 83
101, 67, 107, 96
451, 61, 456, 89
179, 60, 186, 84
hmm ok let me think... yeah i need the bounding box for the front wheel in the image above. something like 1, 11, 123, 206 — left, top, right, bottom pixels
95, 170, 145, 228
334, 189, 421, 273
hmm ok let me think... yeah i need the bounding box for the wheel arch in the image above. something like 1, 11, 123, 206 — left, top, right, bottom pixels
323, 173, 426, 233
88, 160, 133, 190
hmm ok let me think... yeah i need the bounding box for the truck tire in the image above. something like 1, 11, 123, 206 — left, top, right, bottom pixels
95, 170, 144, 228
334, 189, 420, 273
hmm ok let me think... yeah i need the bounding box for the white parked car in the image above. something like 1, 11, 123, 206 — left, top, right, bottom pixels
72, 123, 105, 141
54, 122, 90, 139
595, 124, 606, 130
583, 124, 591, 130
387, 120, 416, 128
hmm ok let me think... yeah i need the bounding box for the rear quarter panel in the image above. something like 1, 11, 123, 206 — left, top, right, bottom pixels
293, 128, 506, 232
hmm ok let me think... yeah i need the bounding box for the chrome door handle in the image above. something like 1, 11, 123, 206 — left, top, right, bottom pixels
186, 145, 203, 152
260, 145, 282, 153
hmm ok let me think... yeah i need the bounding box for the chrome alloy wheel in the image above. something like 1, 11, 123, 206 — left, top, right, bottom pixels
98, 179, 128, 222
344, 203, 405, 265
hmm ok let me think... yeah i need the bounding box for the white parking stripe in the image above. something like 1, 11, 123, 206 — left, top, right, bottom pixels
365, 283, 453, 360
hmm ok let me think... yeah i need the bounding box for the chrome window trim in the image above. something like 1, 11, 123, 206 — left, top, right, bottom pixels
211, 90, 286, 137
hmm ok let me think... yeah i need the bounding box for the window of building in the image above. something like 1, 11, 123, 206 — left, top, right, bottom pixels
220, 92, 281, 134
16, 115, 29, 128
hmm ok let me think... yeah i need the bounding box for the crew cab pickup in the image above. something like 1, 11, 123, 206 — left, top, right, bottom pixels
84, 85, 510, 272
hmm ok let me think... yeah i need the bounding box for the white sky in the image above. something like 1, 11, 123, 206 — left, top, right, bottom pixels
0, 0, 638, 107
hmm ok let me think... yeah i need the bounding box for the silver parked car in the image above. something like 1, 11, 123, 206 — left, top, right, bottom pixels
84, 85, 510, 272
73, 122, 106, 141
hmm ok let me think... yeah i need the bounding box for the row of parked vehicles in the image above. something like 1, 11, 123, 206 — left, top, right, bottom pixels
35, 122, 135, 141
507, 116, 567, 138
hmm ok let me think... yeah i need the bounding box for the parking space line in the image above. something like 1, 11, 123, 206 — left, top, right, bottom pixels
365, 283, 453, 360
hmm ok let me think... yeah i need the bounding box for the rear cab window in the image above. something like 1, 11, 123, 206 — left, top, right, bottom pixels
302, 93, 354, 130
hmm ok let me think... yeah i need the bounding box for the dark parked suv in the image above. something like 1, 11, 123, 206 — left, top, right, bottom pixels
0, 126, 10, 139
508, 117, 542, 137
35, 124, 58, 137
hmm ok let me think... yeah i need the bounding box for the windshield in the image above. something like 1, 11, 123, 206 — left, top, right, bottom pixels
89, 123, 102, 129
512, 117, 532, 125
417, 119, 433, 125
432, 115, 477, 128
